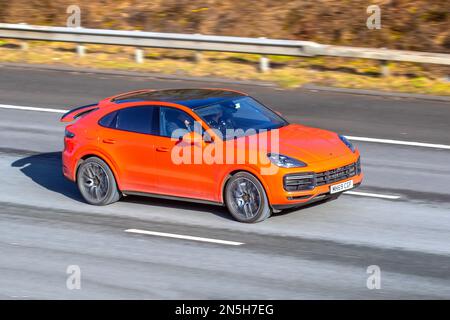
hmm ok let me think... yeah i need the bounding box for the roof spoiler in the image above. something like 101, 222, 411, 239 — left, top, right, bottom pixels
60, 103, 99, 122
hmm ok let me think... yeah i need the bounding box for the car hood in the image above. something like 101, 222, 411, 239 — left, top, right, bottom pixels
269, 124, 350, 163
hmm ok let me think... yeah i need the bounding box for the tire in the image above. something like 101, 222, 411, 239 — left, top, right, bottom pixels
224, 172, 271, 223
76, 157, 121, 206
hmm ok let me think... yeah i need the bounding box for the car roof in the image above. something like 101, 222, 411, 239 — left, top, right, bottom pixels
111, 88, 247, 109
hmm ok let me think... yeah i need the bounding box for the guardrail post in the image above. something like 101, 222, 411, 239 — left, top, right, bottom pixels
259, 56, 270, 73
18, 23, 28, 51
380, 60, 390, 77
258, 37, 270, 73
135, 48, 144, 63
194, 51, 203, 63
133, 30, 144, 63
76, 44, 86, 57
193, 34, 203, 63
20, 42, 29, 51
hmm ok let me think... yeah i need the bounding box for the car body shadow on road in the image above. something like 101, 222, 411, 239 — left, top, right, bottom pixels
121, 195, 233, 221
271, 196, 339, 218
10, 152, 234, 221
11, 152, 84, 203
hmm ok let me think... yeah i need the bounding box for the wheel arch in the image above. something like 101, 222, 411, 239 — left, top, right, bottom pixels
219, 167, 272, 205
75, 151, 122, 190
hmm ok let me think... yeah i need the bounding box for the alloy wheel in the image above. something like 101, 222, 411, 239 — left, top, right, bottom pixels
228, 177, 261, 220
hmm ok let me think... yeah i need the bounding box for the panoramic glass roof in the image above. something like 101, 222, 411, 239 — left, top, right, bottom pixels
112, 89, 246, 109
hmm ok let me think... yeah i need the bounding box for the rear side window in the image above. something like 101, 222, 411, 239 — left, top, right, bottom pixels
99, 111, 118, 128
99, 106, 157, 135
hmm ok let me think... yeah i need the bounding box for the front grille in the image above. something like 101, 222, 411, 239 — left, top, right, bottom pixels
283, 173, 315, 191
283, 158, 361, 191
316, 159, 360, 186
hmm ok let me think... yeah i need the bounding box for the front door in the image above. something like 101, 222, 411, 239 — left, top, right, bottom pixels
153, 106, 217, 201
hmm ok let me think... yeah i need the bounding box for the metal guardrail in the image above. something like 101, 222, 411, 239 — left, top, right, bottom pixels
0, 23, 322, 56
320, 45, 450, 66
1, 23, 449, 74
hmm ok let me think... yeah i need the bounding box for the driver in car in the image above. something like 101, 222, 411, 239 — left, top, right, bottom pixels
167, 111, 193, 138
206, 104, 235, 138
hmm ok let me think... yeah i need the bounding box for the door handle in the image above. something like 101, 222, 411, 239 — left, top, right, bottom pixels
156, 146, 170, 152
102, 138, 116, 144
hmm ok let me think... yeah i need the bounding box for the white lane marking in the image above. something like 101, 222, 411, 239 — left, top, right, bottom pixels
0, 104, 66, 113
2, 103, 450, 150
125, 228, 244, 246
346, 135, 450, 150
344, 191, 401, 200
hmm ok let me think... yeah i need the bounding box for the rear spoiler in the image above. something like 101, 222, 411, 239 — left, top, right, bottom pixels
60, 103, 99, 122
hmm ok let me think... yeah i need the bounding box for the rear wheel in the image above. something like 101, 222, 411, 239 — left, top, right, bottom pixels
77, 157, 121, 205
224, 172, 271, 223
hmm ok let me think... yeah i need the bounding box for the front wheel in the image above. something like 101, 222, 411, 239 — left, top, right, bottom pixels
77, 157, 121, 205
224, 172, 271, 223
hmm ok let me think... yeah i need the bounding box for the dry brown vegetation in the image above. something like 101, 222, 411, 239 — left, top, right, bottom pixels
0, 1, 449, 95
1, 0, 449, 53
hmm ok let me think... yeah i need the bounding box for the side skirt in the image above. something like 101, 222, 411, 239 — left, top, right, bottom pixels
122, 190, 225, 207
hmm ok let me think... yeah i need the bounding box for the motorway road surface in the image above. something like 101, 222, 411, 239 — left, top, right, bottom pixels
0, 64, 449, 299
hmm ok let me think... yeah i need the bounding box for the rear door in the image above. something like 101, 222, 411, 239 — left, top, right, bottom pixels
97, 105, 159, 193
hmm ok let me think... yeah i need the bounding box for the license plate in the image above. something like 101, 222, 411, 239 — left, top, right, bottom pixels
330, 180, 353, 194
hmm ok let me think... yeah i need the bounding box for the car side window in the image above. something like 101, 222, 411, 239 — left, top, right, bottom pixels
99, 110, 118, 128
159, 107, 195, 138
99, 106, 157, 135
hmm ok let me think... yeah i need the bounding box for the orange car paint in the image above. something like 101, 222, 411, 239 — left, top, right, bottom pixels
62, 89, 362, 209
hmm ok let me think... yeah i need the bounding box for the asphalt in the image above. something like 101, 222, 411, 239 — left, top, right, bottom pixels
0, 65, 449, 299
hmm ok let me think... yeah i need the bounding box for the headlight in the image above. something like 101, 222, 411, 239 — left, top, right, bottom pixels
267, 153, 307, 168
339, 135, 355, 153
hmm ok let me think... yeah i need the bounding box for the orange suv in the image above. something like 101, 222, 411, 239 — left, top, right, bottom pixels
61, 88, 362, 223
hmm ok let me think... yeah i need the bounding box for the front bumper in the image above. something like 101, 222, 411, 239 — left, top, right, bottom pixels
272, 181, 361, 210
263, 152, 363, 208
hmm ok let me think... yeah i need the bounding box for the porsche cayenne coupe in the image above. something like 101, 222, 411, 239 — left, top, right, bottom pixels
61, 88, 362, 223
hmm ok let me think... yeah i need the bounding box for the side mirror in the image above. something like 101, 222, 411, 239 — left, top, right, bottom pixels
182, 131, 204, 145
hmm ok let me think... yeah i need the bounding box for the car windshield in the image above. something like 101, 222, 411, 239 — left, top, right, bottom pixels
194, 96, 288, 139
